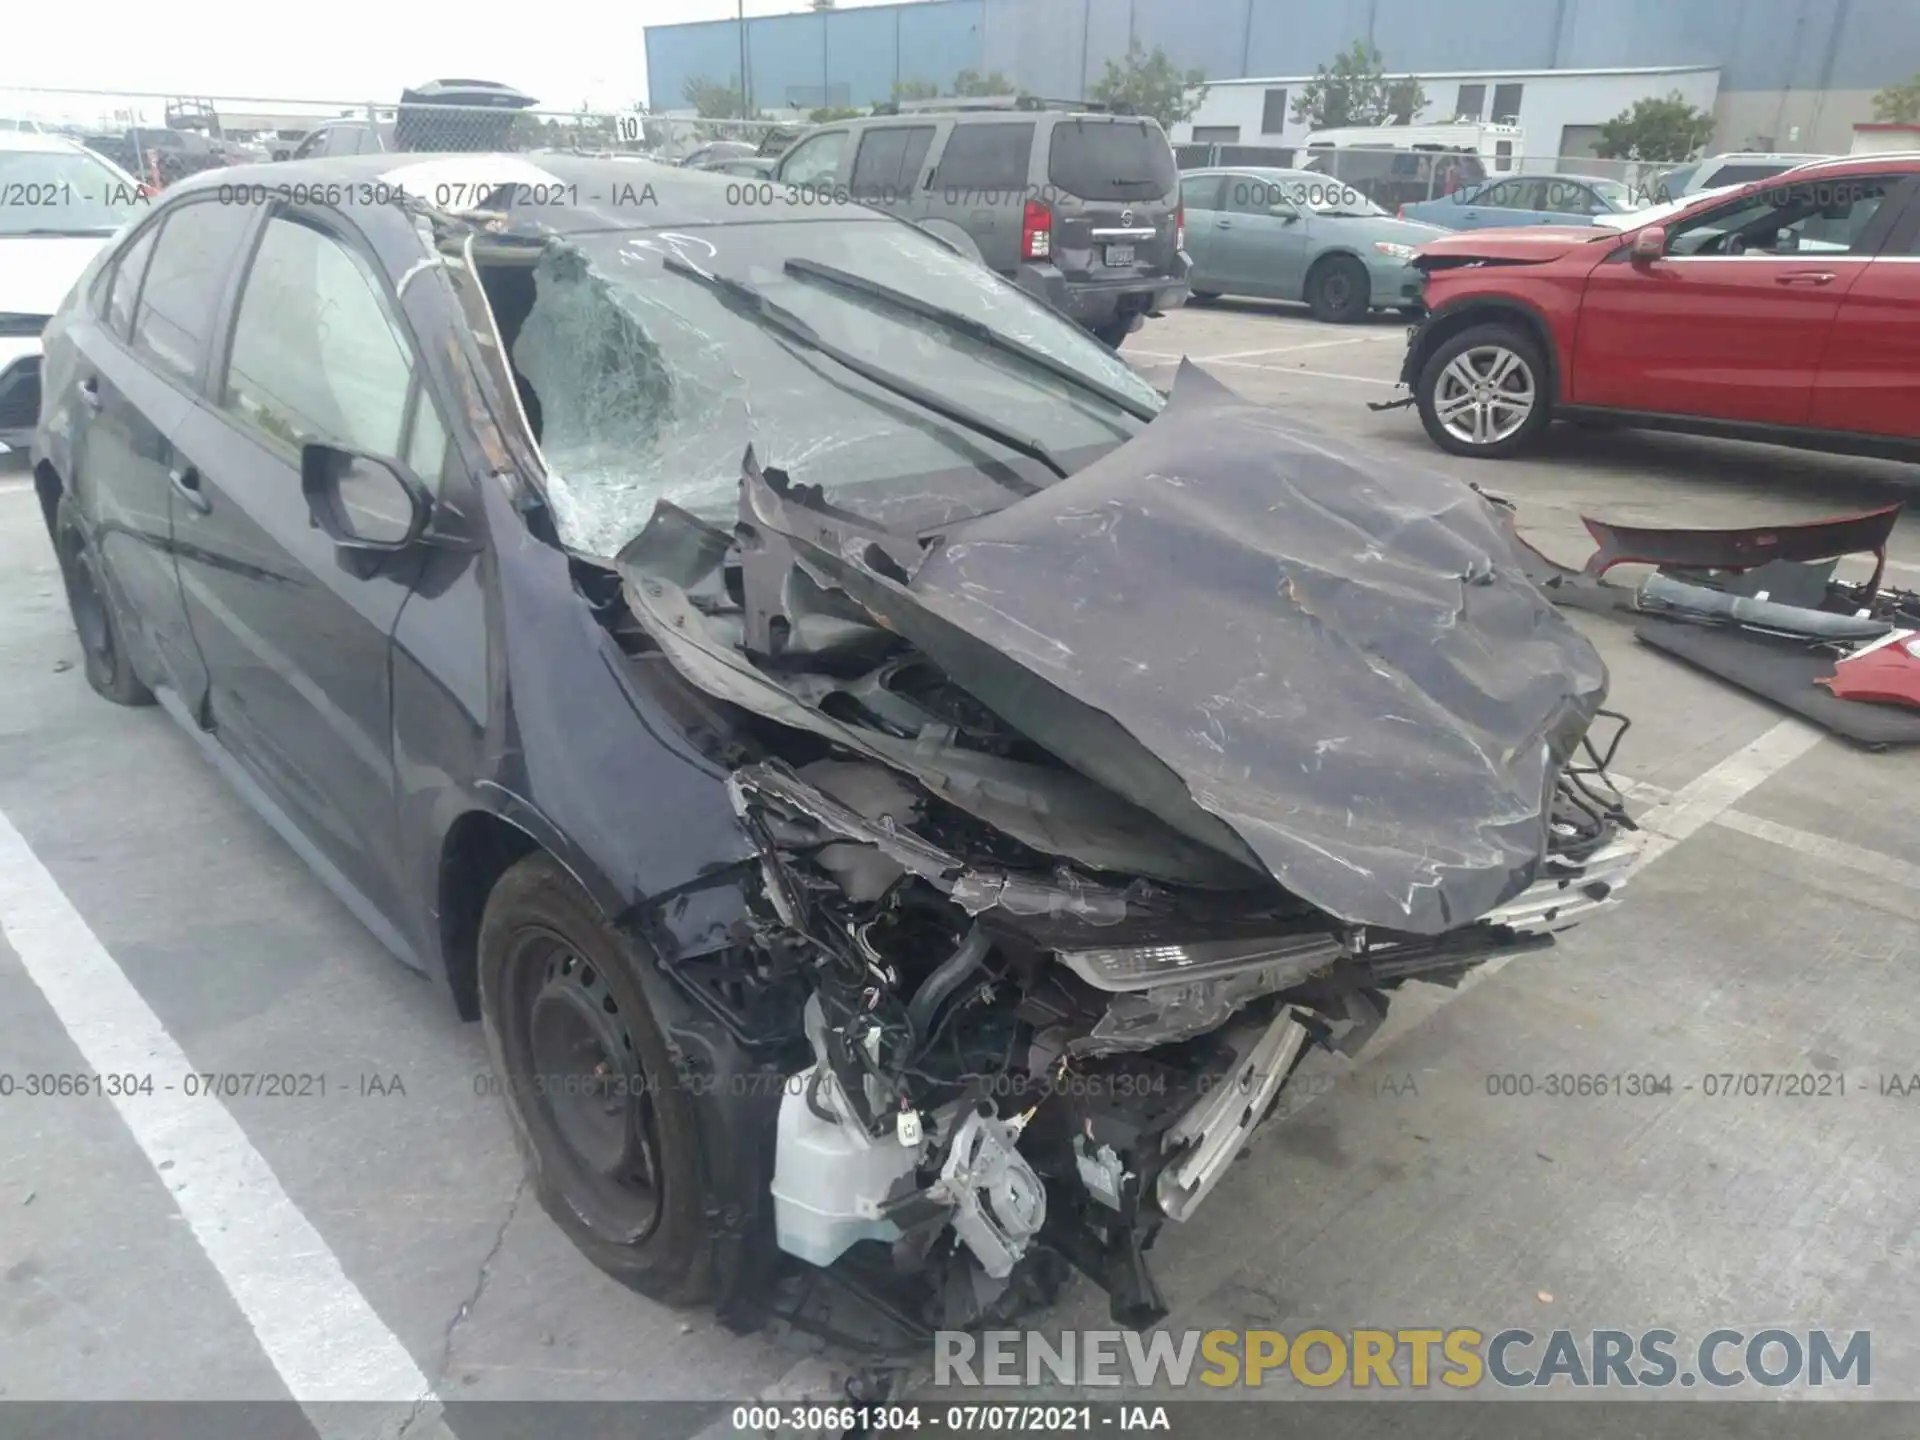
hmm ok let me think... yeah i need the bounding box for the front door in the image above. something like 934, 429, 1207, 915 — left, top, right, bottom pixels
1809, 177, 1920, 439
1569, 175, 1898, 423
1213, 173, 1311, 299
169, 205, 451, 922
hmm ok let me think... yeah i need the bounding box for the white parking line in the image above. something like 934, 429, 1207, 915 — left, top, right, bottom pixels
1194, 334, 1399, 362
1627, 719, 1827, 872
0, 808, 453, 1439
1714, 808, 1920, 891
1128, 353, 1399, 386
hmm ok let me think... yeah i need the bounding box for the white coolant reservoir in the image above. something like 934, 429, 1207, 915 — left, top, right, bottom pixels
770, 1065, 921, 1268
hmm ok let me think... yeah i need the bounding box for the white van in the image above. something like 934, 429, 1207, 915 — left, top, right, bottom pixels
1299, 122, 1523, 210
1301, 121, 1524, 172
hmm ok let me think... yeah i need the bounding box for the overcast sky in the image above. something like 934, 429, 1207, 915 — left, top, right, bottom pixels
7, 0, 905, 122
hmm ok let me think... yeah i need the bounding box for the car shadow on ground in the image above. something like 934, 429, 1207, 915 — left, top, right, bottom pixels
1185, 295, 1413, 327
1365, 419, 1920, 515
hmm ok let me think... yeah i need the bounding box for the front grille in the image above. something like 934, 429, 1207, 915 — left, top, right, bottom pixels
0, 356, 43, 431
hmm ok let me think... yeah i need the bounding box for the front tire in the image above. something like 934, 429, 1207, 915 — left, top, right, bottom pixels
1305, 255, 1370, 324
53, 494, 154, 706
1091, 317, 1132, 349
1414, 324, 1551, 458
478, 853, 714, 1307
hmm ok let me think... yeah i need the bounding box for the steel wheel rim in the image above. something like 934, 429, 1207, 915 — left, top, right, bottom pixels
1321, 269, 1355, 313
503, 927, 662, 1242
1434, 345, 1535, 445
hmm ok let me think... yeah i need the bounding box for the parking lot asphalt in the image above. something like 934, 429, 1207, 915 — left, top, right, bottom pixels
3, 298, 1919, 1436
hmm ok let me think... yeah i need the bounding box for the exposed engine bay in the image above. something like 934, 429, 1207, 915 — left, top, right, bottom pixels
599, 363, 1639, 1342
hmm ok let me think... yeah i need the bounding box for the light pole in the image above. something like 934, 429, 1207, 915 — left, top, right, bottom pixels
738, 0, 752, 120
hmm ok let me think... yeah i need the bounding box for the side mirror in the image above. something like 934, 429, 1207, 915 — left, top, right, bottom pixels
1631, 225, 1667, 263
1270, 205, 1298, 223
300, 443, 431, 551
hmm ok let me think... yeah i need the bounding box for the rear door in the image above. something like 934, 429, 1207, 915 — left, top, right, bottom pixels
1043, 117, 1179, 282
925, 120, 1035, 274
1809, 175, 1920, 439
169, 204, 450, 921
847, 122, 937, 221
63, 199, 258, 710
1569, 175, 1897, 423
1178, 173, 1225, 279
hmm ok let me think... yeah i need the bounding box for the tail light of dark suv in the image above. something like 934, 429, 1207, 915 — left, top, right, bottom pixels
1022, 198, 1051, 261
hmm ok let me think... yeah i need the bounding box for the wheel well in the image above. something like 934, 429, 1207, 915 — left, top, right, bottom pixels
437, 812, 541, 1021
1306, 249, 1365, 284
1413, 303, 1561, 402
32, 460, 63, 543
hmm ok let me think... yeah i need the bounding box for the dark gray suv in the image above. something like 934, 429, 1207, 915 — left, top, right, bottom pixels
771, 97, 1190, 347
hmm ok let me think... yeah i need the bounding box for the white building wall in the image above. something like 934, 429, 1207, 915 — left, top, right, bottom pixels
1177, 66, 1723, 161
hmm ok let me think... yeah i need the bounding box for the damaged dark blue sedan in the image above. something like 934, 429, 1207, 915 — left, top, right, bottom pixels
30, 153, 1639, 1345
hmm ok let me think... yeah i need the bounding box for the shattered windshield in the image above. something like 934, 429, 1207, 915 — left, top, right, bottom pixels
507, 218, 1163, 557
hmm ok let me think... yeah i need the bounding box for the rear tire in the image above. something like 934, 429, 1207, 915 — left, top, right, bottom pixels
53, 494, 154, 706
1091, 318, 1131, 349
1305, 255, 1370, 324
478, 853, 714, 1307
1189, 290, 1221, 303
1414, 323, 1552, 459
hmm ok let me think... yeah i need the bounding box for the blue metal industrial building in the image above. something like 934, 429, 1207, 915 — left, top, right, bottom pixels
644, 0, 1920, 154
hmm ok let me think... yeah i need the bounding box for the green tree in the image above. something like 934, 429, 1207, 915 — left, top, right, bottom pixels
1290, 41, 1425, 128
1088, 40, 1207, 131
810, 0, 836, 9
1872, 72, 1920, 123
810, 106, 864, 122
1592, 91, 1717, 161
950, 69, 1016, 97
683, 75, 747, 120
892, 78, 940, 102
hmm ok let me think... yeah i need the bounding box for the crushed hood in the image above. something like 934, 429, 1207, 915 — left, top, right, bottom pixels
620, 361, 1609, 934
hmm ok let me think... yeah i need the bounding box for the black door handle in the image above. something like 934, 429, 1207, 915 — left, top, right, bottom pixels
79, 377, 103, 411
170, 464, 211, 515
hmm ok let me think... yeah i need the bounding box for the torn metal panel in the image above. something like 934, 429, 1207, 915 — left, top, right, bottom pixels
751, 360, 1609, 935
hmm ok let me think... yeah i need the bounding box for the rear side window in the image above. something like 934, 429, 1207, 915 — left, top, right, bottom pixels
105, 225, 159, 341
850, 125, 935, 200
129, 201, 256, 387
1179, 174, 1224, 210
932, 122, 1034, 194
1048, 120, 1176, 200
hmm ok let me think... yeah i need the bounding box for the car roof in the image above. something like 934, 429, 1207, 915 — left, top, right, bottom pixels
1757, 153, 1920, 180
169, 152, 900, 236
0, 130, 91, 155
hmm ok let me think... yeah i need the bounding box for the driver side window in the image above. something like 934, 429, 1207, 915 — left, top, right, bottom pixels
780, 132, 845, 187
1668, 178, 1891, 257
220, 213, 447, 487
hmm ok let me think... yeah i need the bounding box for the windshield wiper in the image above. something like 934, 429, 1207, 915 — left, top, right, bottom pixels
660, 255, 1064, 484
783, 256, 1158, 427
15, 226, 120, 238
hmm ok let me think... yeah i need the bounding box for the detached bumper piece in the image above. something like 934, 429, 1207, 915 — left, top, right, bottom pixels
1509, 498, 1920, 748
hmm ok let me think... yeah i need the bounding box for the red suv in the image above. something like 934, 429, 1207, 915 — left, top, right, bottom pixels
1396, 155, 1920, 459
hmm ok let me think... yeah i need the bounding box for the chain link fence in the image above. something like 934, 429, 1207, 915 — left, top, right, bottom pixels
0, 87, 794, 190
1175, 141, 1685, 211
